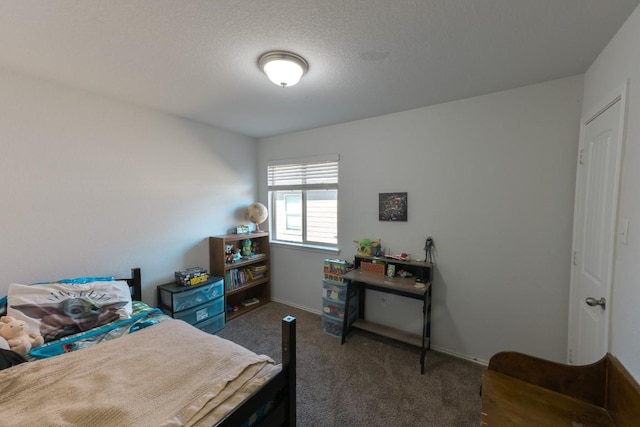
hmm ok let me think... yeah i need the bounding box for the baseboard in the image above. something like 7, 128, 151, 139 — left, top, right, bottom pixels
271, 297, 322, 316
431, 345, 488, 366
271, 298, 489, 366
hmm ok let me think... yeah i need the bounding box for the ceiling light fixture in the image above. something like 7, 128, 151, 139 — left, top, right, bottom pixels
258, 51, 309, 88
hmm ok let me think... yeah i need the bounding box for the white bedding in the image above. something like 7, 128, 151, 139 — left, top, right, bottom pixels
0, 319, 280, 426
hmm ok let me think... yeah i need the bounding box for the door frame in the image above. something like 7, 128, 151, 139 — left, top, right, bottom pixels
567, 80, 628, 364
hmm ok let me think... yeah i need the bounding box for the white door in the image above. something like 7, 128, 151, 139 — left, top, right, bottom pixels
568, 88, 625, 366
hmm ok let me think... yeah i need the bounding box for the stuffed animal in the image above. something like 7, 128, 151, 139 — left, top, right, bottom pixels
354, 238, 381, 257
0, 316, 44, 356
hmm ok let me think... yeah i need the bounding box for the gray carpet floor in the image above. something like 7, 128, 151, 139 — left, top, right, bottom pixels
216, 302, 484, 426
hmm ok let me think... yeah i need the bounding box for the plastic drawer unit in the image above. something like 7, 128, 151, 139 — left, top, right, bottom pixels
322, 310, 357, 338
157, 277, 225, 333
322, 296, 358, 320
322, 280, 348, 302
194, 312, 225, 334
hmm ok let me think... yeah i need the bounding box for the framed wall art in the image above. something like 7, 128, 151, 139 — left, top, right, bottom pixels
379, 192, 407, 221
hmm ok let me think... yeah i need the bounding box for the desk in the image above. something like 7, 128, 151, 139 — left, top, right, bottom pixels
341, 256, 433, 374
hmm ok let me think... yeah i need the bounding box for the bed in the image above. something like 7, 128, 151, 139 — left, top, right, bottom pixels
0, 268, 296, 426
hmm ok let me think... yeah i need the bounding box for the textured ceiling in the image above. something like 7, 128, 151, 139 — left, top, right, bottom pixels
0, 0, 638, 138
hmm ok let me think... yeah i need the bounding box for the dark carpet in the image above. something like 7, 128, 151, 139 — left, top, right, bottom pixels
216, 302, 484, 426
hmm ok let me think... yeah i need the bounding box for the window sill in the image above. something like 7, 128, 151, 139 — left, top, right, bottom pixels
270, 240, 340, 255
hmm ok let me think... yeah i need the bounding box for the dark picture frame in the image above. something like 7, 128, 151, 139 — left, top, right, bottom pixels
379, 192, 407, 221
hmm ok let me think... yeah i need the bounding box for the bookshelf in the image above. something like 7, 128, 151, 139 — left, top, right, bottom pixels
209, 231, 270, 321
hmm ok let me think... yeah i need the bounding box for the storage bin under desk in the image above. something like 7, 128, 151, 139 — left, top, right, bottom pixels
322, 311, 357, 338
322, 280, 347, 301
322, 296, 357, 320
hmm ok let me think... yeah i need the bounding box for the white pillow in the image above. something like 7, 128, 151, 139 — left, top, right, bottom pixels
7, 280, 132, 342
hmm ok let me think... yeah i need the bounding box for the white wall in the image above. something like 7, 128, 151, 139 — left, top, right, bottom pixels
0, 68, 257, 304
259, 76, 583, 363
582, 4, 640, 380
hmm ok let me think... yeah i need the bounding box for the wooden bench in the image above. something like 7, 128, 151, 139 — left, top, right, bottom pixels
481, 352, 640, 426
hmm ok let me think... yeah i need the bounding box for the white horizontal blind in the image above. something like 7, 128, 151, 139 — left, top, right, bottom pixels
268, 159, 339, 191
268, 155, 339, 247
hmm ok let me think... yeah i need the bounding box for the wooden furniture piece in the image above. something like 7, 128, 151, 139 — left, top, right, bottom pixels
157, 276, 226, 334
209, 231, 271, 321
481, 351, 640, 426
341, 255, 433, 374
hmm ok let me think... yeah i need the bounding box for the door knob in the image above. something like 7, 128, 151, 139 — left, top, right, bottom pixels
585, 297, 606, 310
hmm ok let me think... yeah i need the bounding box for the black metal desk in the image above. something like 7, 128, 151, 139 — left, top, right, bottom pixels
341, 257, 433, 374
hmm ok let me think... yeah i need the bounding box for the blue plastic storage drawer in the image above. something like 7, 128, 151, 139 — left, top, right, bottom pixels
322, 311, 356, 338
195, 312, 225, 334
322, 280, 347, 302
322, 296, 357, 320
159, 279, 224, 312
322, 280, 358, 303
322, 315, 344, 337
168, 297, 224, 325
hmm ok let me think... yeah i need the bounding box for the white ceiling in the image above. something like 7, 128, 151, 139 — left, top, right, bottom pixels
1, 0, 638, 138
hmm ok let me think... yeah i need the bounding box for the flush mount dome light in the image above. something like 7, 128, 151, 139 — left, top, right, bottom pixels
258, 51, 309, 88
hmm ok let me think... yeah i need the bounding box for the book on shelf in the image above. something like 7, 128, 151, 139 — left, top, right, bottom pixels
246, 269, 265, 281
226, 266, 266, 290
241, 297, 259, 307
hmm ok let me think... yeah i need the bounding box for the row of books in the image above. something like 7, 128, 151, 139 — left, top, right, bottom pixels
225, 265, 267, 290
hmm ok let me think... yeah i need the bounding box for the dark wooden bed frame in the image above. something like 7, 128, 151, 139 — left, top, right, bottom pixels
121, 268, 297, 426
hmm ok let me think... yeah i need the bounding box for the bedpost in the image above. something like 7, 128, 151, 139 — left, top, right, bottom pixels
282, 315, 296, 426
131, 268, 142, 301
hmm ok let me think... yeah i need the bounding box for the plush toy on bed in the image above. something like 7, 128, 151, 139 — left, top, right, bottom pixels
0, 316, 44, 356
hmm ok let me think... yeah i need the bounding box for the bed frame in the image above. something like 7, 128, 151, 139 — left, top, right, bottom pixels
121, 268, 297, 426
121, 267, 143, 301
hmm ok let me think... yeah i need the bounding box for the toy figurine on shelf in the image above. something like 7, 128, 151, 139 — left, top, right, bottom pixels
372, 240, 384, 257
242, 239, 252, 257
397, 269, 413, 278
424, 237, 436, 263
225, 244, 234, 264
387, 264, 395, 278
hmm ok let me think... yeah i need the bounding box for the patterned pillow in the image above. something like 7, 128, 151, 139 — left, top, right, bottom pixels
7, 280, 132, 343
0, 277, 115, 317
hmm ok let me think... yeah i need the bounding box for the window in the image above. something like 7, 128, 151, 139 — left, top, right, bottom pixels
268, 155, 338, 249
284, 194, 302, 231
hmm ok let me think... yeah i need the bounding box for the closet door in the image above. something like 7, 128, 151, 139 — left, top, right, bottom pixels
568, 86, 626, 365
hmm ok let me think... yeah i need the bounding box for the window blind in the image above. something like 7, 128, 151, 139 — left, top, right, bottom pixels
268, 159, 339, 191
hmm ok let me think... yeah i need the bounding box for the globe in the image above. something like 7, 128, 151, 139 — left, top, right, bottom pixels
247, 202, 268, 232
